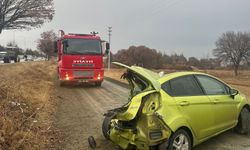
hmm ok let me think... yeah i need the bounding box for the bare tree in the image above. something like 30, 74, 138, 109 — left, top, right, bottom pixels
37, 30, 57, 60
188, 57, 200, 67
214, 31, 250, 76
7, 41, 18, 47
0, 0, 54, 34
114, 46, 164, 69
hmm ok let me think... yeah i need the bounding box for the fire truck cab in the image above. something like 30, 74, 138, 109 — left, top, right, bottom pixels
55, 30, 109, 86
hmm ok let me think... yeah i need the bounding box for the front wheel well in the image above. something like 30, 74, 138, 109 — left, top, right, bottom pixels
243, 104, 250, 112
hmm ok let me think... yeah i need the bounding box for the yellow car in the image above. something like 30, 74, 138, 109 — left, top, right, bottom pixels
102, 62, 250, 150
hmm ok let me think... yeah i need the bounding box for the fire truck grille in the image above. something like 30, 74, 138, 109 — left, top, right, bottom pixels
73, 71, 94, 78
72, 64, 95, 67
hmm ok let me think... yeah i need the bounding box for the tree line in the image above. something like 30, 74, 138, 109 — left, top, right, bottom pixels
113, 31, 250, 75
112, 46, 221, 70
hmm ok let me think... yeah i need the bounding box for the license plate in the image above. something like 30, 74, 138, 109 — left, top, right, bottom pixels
73, 71, 94, 77
78, 80, 88, 83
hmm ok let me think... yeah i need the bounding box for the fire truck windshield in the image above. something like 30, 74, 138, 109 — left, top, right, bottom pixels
63, 38, 102, 55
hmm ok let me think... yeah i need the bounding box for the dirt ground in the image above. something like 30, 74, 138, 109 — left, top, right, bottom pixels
54, 80, 128, 150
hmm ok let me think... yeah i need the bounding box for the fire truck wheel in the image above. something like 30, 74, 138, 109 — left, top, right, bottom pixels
95, 82, 102, 87
59, 81, 65, 86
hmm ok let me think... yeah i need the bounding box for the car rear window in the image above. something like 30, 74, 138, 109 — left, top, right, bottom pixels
162, 75, 204, 97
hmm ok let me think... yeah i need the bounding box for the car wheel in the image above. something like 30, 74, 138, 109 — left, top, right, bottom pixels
102, 115, 114, 140
4, 57, 10, 63
235, 108, 250, 134
159, 129, 191, 150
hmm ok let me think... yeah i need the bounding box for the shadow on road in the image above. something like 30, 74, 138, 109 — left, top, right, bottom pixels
194, 131, 250, 150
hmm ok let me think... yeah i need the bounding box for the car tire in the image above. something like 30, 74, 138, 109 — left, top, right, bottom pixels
3, 57, 10, 63
235, 108, 250, 134
159, 129, 191, 150
102, 115, 114, 140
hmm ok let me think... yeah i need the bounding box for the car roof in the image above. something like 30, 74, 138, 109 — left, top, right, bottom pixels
158, 71, 233, 89
158, 71, 211, 84
112, 62, 230, 89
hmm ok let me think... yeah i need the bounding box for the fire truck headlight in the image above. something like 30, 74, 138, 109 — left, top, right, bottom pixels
97, 72, 101, 80
65, 72, 70, 80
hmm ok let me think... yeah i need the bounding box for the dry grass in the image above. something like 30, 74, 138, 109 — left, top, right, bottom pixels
0, 61, 57, 150
105, 68, 250, 100
105, 69, 127, 84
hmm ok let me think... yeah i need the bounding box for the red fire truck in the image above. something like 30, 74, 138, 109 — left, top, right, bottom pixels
55, 30, 109, 86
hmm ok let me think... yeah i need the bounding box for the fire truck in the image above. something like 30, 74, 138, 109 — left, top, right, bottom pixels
54, 30, 109, 86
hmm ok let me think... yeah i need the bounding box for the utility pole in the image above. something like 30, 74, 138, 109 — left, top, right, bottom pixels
13, 31, 16, 45
108, 27, 112, 70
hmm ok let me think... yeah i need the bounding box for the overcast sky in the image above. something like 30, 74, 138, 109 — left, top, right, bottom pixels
0, 0, 250, 58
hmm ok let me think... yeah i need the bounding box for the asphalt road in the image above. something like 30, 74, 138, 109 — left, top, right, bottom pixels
54, 80, 250, 150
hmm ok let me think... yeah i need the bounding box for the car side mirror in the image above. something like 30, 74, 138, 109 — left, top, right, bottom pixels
54, 41, 58, 53
230, 89, 239, 98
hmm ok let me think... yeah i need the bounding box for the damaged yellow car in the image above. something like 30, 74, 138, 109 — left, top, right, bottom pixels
102, 62, 250, 150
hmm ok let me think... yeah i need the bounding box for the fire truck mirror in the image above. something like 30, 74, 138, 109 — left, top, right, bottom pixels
54, 41, 58, 52
63, 40, 69, 48
106, 43, 110, 50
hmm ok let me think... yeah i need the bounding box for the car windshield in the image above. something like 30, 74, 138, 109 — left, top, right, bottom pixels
64, 38, 102, 55
0, 53, 7, 58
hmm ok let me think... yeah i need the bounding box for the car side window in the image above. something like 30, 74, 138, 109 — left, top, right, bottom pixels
196, 75, 228, 95
161, 81, 172, 95
162, 75, 204, 97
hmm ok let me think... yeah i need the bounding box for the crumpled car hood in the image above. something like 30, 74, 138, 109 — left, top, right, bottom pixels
112, 62, 161, 92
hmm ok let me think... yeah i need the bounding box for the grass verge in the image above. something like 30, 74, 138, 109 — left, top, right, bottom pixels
0, 61, 58, 150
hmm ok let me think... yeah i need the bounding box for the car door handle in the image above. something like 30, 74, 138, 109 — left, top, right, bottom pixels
179, 101, 190, 106
213, 99, 219, 104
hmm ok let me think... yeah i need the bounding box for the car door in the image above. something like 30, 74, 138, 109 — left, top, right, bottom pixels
195, 75, 238, 133
164, 75, 214, 140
